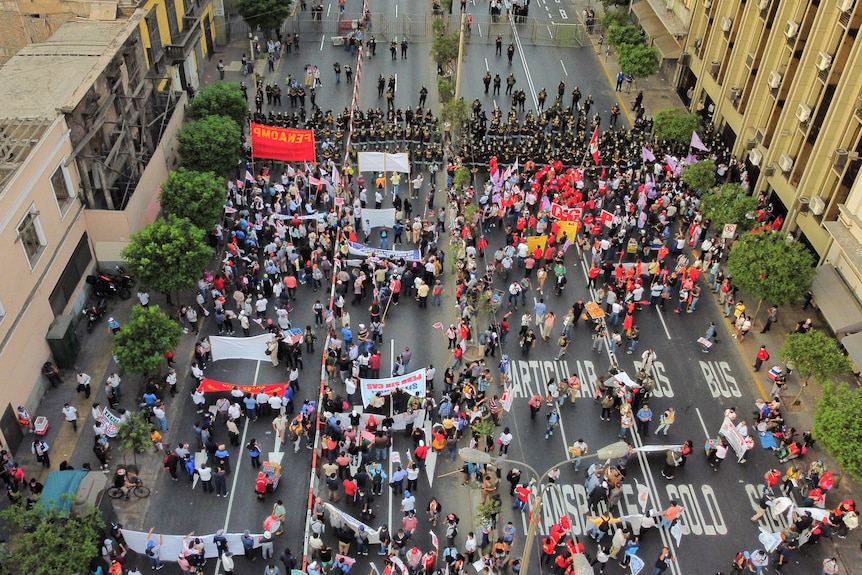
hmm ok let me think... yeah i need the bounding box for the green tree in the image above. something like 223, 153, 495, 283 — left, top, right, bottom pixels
781, 330, 851, 389
113, 305, 182, 376
453, 166, 472, 191
602, 8, 631, 29
438, 78, 455, 104
178, 115, 241, 176
115, 409, 154, 465
159, 168, 225, 232
238, 0, 294, 35
476, 497, 503, 521
814, 381, 862, 483
187, 82, 248, 128
617, 43, 660, 78
653, 107, 704, 144
121, 215, 212, 298
431, 19, 460, 75
607, 25, 642, 47
727, 231, 816, 321
442, 97, 470, 137
0, 501, 103, 575
699, 183, 757, 231
681, 159, 716, 192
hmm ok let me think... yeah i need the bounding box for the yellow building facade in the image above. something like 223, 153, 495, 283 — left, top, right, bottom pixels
680, 0, 862, 258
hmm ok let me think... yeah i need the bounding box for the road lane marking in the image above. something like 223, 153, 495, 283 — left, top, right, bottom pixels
695, 407, 711, 439
560, 60, 568, 76
508, 14, 539, 110
485, 57, 489, 72
319, 35, 325, 51
655, 306, 672, 339
560, 9, 568, 19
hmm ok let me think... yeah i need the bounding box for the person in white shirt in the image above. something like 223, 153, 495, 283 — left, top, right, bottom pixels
62, 403, 78, 432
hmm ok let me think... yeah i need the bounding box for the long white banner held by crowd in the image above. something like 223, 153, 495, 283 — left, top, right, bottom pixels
210, 333, 272, 362
345, 240, 422, 261
358, 151, 410, 173
361, 208, 397, 229
360, 368, 426, 407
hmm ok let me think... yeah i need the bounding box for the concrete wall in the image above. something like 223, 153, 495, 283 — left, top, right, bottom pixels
0, 116, 92, 440
84, 90, 186, 262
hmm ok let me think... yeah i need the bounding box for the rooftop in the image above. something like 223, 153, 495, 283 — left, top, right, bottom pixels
0, 16, 139, 191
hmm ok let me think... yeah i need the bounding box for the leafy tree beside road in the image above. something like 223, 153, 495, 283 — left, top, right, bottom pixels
113, 305, 182, 376
681, 159, 716, 193
654, 107, 703, 145
0, 501, 102, 575
814, 381, 862, 483
699, 183, 757, 231
187, 82, 249, 128
726, 231, 816, 317
121, 215, 212, 298
159, 168, 226, 233
178, 115, 241, 176
238, 0, 294, 35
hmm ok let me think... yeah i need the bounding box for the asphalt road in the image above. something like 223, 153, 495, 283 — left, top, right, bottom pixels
133, 3, 827, 575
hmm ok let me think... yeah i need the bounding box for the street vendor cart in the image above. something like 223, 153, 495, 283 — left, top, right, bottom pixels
584, 301, 605, 322
255, 461, 282, 500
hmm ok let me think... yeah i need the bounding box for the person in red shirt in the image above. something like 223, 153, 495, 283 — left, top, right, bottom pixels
514, 484, 531, 511
754, 345, 770, 372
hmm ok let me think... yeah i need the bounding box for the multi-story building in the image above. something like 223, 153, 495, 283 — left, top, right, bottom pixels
678, 0, 862, 364
0, 0, 214, 450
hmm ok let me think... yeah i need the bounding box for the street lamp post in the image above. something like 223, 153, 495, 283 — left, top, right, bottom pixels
459, 441, 630, 575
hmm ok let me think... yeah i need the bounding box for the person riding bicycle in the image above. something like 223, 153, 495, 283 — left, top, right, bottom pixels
114, 468, 139, 499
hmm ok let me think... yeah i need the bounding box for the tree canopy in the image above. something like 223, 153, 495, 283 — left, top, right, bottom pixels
699, 183, 757, 231
617, 43, 660, 78
116, 409, 155, 459
814, 381, 862, 483
654, 107, 703, 144
177, 115, 241, 176
238, 0, 294, 34
159, 168, 225, 233
602, 8, 631, 29
431, 18, 460, 75
781, 330, 851, 385
121, 214, 212, 296
0, 501, 102, 575
726, 231, 816, 306
607, 25, 642, 48
681, 159, 716, 193
113, 305, 182, 375
187, 82, 248, 128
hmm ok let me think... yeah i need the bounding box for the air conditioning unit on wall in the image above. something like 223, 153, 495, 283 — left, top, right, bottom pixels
837, 0, 854, 14
796, 103, 812, 123
767, 71, 782, 89
810, 196, 826, 215
749, 149, 763, 166
778, 154, 794, 172
720, 16, 733, 32
816, 51, 833, 71
785, 20, 799, 39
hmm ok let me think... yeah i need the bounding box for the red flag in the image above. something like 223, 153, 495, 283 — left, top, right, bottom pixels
589, 126, 599, 164
249, 123, 316, 162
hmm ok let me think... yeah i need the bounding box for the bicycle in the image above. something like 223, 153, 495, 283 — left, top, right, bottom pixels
107, 477, 150, 499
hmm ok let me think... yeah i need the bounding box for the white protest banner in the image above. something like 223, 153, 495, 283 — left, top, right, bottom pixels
718, 417, 747, 460
210, 333, 272, 362
358, 151, 411, 173
346, 240, 422, 261
360, 368, 427, 407
361, 208, 397, 229
323, 503, 382, 544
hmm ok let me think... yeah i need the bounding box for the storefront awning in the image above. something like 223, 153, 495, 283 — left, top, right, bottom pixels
810, 263, 862, 336
840, 332, 862, 372
631, 0, 685, 61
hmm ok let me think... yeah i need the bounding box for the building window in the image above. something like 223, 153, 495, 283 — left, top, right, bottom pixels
50, 165, 75, 214
17, 208, 46, 267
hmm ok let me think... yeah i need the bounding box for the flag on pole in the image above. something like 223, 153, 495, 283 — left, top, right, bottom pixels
641, 146, 656, 163
690, 131, 710, 152
664, 155, 678, 173
589, 127, 600, 164
430, 530, 439, 550
333, 165, 342, 187
308, 175, 323, 187
684, 154, 697, 166
245, 170, 255, 183
635, 479, 649, 511
287, 165, 295, 177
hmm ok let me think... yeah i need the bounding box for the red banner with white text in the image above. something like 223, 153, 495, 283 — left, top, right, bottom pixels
198, 378, 288, 395
249, 123, 316, 162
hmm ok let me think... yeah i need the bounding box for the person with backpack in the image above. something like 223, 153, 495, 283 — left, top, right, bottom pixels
145, 529, 164, 570
32, 440, 50, 468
